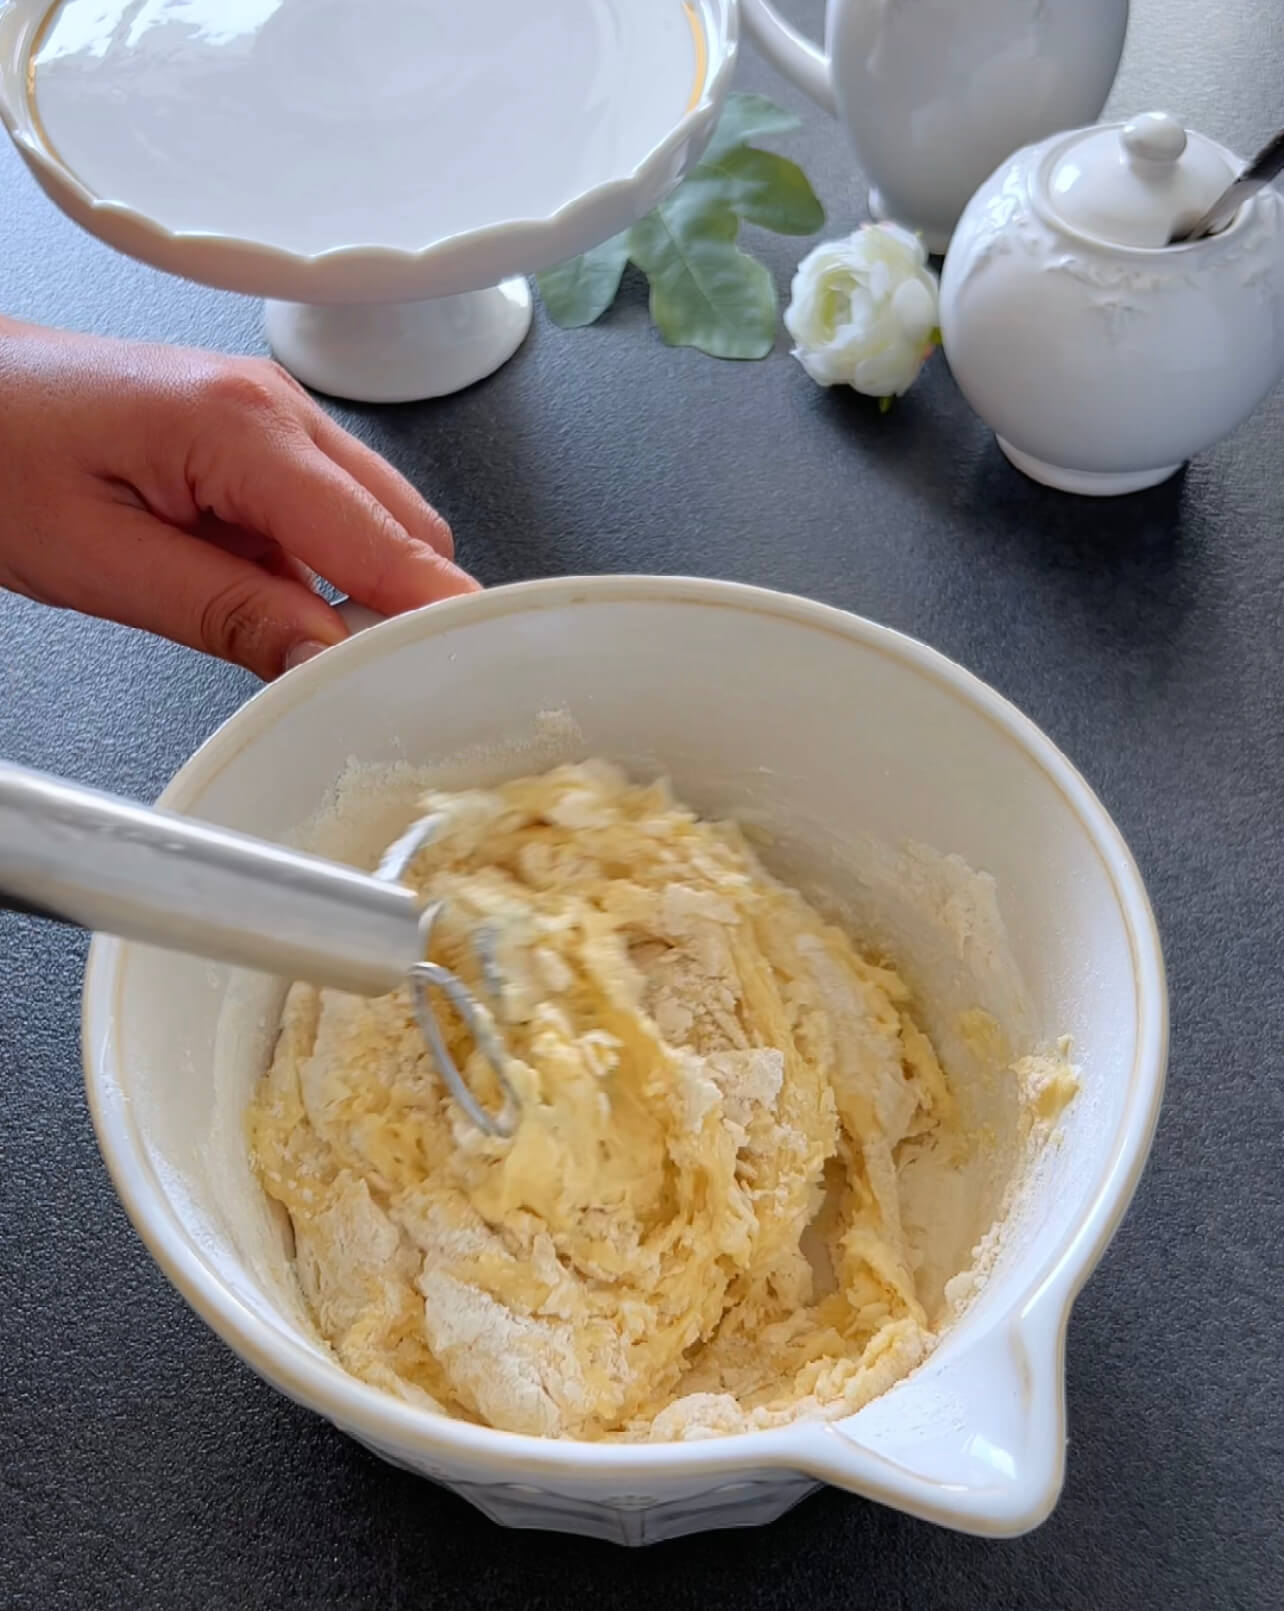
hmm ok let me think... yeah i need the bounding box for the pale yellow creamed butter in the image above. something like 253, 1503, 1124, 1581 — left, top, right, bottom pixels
250, 762, 971, 1441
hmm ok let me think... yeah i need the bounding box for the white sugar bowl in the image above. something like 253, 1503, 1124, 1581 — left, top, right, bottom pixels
939, 112, 1284, 494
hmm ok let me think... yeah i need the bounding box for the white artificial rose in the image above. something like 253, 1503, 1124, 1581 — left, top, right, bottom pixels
784, 223, 939, 398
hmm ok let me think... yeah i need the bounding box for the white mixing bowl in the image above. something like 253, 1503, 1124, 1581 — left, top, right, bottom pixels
81, 576, 1167, 1545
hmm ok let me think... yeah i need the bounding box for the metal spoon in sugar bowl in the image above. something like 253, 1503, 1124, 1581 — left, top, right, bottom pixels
1170, 126, 1284, 242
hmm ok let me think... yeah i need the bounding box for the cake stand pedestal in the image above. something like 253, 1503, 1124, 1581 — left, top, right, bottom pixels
263, 282, 534, 404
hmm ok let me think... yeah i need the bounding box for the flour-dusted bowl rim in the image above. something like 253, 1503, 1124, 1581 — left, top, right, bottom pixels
81, 576, 1168, 1539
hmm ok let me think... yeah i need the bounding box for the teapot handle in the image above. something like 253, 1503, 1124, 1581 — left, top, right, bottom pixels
741, 0, 837, 116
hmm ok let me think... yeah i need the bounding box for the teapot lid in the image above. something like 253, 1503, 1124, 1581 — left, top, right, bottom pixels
1045, 112, 1237, 247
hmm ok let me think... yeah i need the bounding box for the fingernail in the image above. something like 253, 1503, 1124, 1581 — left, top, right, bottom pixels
283, 639, 329, 672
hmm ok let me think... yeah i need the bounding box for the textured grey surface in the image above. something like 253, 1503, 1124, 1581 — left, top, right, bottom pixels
2, 3, 1282, 1607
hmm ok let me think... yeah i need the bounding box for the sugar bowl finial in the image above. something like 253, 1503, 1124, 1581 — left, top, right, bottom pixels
1121, 111, 1187, 162
939, 112, 1284, 495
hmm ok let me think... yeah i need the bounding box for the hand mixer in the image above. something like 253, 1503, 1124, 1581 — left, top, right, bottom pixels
0, 761, 520, 1136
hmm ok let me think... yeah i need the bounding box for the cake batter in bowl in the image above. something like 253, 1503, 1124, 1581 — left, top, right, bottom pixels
81, 576, 1167, 1543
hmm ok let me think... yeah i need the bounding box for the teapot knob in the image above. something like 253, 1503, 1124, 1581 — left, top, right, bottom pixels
1121, 112, 1187, 166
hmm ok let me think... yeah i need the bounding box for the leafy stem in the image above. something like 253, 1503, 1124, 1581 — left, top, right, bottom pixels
535, 93, 825, 360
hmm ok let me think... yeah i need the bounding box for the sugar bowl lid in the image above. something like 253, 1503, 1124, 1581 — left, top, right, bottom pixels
1045, 112, 1238, 247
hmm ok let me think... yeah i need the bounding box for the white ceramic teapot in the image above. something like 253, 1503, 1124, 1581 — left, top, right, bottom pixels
939, 112, 1284, 495
741, 0, 1129, 251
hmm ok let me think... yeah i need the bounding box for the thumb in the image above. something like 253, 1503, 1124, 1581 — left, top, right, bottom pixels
83, 508, 348, 678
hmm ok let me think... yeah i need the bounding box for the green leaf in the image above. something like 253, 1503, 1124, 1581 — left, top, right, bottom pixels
627, 198, 777, 360
534, 91, 820, 356
702, 91, 801, 164
535, 231, 630, 327
691, 146, 824, 235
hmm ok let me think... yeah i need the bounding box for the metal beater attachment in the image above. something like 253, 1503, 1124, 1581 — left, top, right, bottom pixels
377, 813, 520, 1138
0, 762, 522, 1139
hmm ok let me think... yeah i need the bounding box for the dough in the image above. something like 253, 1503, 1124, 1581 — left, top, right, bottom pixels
249, 762, 972, 1441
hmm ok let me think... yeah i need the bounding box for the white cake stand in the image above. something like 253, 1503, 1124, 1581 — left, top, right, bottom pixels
0, 0, 736, 402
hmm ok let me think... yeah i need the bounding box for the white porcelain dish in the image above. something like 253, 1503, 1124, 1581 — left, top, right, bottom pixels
81, 577, 1167, 1545
0, 1, 736, 400
939, 112, 1284, 495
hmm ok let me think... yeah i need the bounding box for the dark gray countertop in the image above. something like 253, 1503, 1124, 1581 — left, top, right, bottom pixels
2, 3, 1281, 1606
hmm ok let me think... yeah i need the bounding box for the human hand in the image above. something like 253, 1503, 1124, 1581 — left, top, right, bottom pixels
0, 318, 477, 678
